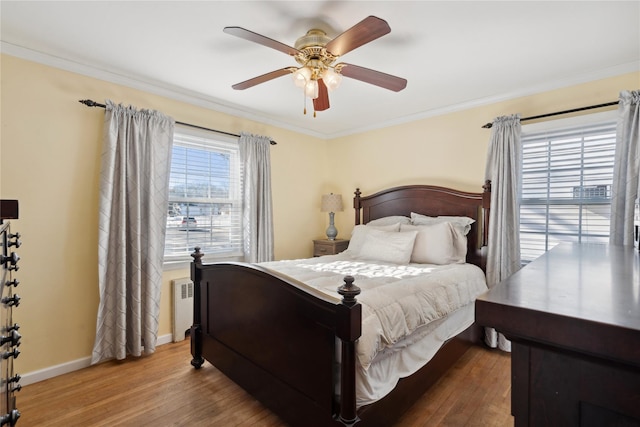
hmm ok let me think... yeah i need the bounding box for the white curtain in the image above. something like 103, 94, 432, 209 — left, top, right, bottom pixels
610, 90, 640, 245
92, 100, 174, 364
483, 114, 522, 352
239, 132, 274, 263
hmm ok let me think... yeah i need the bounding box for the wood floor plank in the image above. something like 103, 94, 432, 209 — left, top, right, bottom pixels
18, 340, 512, 426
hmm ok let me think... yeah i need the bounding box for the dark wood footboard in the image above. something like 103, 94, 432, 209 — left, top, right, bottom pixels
190, 248, 362, 426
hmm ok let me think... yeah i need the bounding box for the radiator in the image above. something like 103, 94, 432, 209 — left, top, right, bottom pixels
172, 278, 194, 342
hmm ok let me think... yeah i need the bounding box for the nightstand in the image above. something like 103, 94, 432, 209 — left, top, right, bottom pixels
313, 239, 349, 257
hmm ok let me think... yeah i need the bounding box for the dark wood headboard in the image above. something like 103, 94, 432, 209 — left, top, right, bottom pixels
353, 181, 492, 269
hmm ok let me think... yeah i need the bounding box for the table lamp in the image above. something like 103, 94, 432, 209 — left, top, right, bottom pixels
320, 193, 343, 240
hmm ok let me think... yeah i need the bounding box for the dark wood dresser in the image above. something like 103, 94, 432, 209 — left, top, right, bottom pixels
0, 200, 21, 426
476, 243, 640, 427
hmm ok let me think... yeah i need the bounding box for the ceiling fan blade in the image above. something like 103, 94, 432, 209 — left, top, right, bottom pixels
313, 79, 330, 111
338, 63, 407, 92
325, 16, 391, 57
232, 68, 293, 90
224, 26, 300, 56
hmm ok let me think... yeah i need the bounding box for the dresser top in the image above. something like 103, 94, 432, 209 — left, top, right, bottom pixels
476, 243, 640, 365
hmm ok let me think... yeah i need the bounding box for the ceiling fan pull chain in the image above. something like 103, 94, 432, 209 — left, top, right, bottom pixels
303, 91, 307, 115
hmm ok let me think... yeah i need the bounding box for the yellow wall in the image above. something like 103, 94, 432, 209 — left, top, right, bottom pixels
327, 72, 640, 237
1, 52, 638, 378
0, 55, 327, 375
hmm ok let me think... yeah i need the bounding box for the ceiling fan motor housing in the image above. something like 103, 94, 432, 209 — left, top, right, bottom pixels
293, 30, 337, 72
294, 29, 331, 50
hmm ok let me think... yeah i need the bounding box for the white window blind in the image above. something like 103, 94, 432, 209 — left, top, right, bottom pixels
164, 126, 243, 263
520, 116, 617, 263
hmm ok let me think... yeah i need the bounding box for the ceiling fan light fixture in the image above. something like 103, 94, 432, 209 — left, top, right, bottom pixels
323, 68, 342, 92
225, 16, 406, 114
292, 67, 311, 88
304, 79, 319, 99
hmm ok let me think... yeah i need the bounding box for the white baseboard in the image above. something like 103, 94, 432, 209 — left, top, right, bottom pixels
20, 333, 174, 386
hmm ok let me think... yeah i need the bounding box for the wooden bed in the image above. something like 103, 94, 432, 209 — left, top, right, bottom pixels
189, 181, 491, 427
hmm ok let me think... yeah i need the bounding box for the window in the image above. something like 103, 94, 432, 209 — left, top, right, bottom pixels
164, 126, 243, 264
520, 112, 617, 263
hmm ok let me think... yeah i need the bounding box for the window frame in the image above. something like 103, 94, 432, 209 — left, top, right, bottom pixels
163, 125, 244, 269
519, 110, 618, 263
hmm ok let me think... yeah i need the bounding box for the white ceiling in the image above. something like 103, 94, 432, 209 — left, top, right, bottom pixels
1, 1, 639, 139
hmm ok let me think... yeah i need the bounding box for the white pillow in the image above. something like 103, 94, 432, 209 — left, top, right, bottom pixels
367, 215, 411, 227
356, 228, 418, 264
400, 223, 467, 264
346, 223, 400, 255
410, 212, 475, 235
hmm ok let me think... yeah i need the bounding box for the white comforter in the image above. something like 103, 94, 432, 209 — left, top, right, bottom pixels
260, 253, 488, 370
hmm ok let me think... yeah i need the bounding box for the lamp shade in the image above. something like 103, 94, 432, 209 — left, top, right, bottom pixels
292, 67, 311, 88
321, 193, 343, 212
304, 79, 319, 99
323, 68, 343, 92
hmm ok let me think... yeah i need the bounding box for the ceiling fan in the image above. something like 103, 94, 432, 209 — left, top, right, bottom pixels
223, 16, 407, 116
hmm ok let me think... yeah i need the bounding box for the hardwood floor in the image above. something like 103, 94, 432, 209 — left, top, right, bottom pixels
18, 340, 512, 426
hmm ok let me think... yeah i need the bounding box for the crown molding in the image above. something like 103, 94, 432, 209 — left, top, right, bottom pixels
325, 61, 640, 139
0, 41, 328, 139
3, 42, 638, 141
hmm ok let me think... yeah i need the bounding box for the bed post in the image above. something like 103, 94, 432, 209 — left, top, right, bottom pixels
190, 247, 205, 369
336, 275, 362, 426
354, 188, 362, 225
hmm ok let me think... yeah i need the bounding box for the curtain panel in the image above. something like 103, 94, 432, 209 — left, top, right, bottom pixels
610, 90, 640, 246
92, 100, 174, 364
239, 132, 274, 263
483, 114, 522, 352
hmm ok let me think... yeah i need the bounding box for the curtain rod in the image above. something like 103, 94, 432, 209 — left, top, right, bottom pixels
79, 99, 277, 145
481, 101, 619, 129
